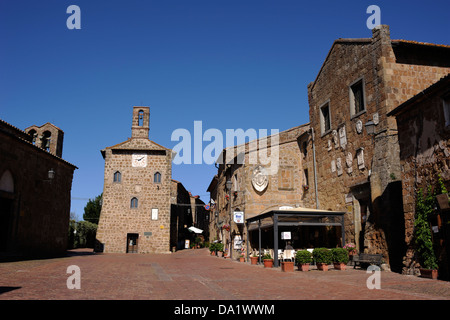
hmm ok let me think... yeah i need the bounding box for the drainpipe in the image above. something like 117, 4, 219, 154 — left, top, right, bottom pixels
310, 128, 319, 209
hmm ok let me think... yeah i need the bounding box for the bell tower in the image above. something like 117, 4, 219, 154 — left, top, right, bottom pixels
131, 106, 150, 139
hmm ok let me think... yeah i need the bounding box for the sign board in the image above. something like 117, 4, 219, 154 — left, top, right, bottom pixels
233, 211, 244, 224
185, 239, 190, 249
281, 232, 291, 240
151, 208, 158, 220
144, 232, 152, 237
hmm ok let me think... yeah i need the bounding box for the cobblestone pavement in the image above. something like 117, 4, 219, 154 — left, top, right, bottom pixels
1, 248, 450, 300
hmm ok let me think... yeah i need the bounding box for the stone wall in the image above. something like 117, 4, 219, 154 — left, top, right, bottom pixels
306, 25, 450, 271
391, 76, 450, 275
0, 119, 76, 256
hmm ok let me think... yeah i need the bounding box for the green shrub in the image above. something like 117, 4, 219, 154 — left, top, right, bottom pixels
331, 248, 349, 264
312, 248, 333, 265
295, 250, 312, 265
209, 243, 217, 252
216, 243, 224, 252
415, 187, 438, 270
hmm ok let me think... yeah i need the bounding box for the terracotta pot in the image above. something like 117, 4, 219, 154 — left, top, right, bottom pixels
316, 263, 329, 271
334, 262, 346, 270
263, 259, 273, 268
419, 268, 438, 280
250, 256, 259, 265
239, 257, 245, 262
298, 264, 310, 272
210, 251, 216, 256
218, 251, 224, 258
281, 261, 294, 272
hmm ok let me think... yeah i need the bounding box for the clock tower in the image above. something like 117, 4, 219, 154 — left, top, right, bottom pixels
96, 106, 173, 254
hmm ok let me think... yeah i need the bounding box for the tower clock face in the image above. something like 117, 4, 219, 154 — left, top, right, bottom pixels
132, 153, 147, 167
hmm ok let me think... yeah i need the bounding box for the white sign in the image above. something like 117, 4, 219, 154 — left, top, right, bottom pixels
151, 208, 159, 220
281, 232, 291, 240
233, 211, 244, 224
185, 240, 190, 249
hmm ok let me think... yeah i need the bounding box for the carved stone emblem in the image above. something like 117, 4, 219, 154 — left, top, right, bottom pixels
336, 158, 343, 176
339, 126, 347, 150
357, 148, 365, 170
356, 120, 363, 134
252, 165, 269, 192
373, 113, 379, 125
332, 130, 339, 148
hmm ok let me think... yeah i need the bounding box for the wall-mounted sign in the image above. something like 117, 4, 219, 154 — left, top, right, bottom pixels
281, 232, 291, 240
233, 211, 244, 224
234, 235, 243, 249
151, 208, 158, 220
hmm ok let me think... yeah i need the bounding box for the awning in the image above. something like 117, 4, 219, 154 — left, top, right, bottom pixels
188, 226, 203, 234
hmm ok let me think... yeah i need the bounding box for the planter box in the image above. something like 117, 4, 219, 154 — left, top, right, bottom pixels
263, 259, 273, 268
316, 263, 329, 271
419, 268, 438, 280
333, 262, 346, 270
298, 264, 310, 272
281, 261, 294, 272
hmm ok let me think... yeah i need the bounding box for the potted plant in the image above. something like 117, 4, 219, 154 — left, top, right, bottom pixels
343, 243, 357, 256
209, 242, 217, 256
415, 187, 439, 279
239, 253, 245, 262
331, 248, 349, 270
216, 243, 224, 258
262, 253, 273, 268
295, 250, 312, 271
250, 253, 259, 265
313, 248, 332, 271
281, 260, 294, 272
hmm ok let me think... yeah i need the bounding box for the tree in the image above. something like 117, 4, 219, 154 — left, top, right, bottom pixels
83, 193, 102, 225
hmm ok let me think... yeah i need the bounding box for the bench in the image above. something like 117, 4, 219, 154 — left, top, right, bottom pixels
353, 253, 383, 269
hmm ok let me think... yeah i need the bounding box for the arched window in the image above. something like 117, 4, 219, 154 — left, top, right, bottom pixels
154, 172, 161, 183
28, 129, 37, 145
113, 171, 121, 183
0, 170, 14, 193
130, 197, 138, 209
41, 131, 51, 151
138, 110, 144, 127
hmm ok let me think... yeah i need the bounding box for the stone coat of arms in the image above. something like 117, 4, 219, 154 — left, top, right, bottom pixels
252, 165, 269, 192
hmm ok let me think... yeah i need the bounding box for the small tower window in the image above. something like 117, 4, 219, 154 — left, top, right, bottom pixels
41, 131, 51, 151
138, 110, 144, 127
154, 172, 161, 183
131, 197, 138, 209
28, 129, 37, 145
113, 171, 121, 183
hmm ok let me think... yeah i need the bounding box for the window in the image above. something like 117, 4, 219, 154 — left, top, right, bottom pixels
113, 171, 121, 183
320, 102, 331, 134
302, 141, 308, 158
131, 197, 138, 209
28, 129, 37, 145
444, 95, 450, 127
154, 172, 161, 183
138, 110, 144, 126
41, 131, 51, 151
350, 79, 366, 116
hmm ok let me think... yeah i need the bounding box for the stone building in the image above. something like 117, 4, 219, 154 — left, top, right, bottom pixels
305, 25, 450, 272
388, 74, 450, 278
96, 107, 173, 253
207, 124, 312, 257
0, 118, 76, 256
170, 179, 194, 250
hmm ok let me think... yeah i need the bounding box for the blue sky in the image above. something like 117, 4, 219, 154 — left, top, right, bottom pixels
1, 0, 449, 220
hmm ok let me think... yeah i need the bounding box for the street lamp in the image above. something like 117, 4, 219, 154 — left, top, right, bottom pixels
48, 168, 55, 180
225, 180, 233, 259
